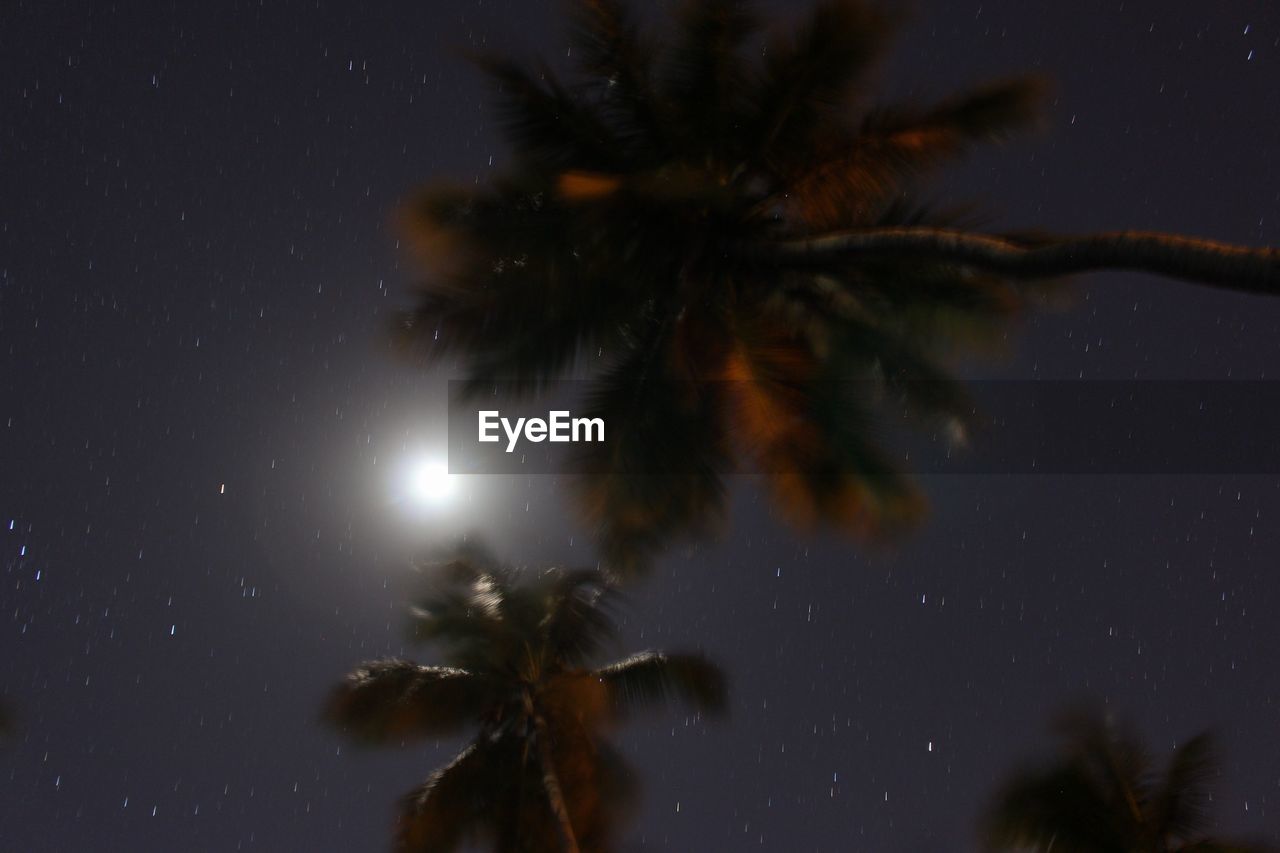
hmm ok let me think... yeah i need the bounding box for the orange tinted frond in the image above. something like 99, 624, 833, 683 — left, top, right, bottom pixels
723, 327, 926, 540
558, 170, 624, 200
723, 348, 808, 452
722, 320, 818, 455
395, 187, 474, 278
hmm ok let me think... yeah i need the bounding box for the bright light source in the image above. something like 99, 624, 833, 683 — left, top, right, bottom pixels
408, 460, 455, 506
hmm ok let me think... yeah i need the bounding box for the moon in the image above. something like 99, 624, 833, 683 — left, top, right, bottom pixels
406, 459, 455, 507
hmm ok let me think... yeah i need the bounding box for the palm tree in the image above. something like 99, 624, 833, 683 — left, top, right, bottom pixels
982, 706, 1275, 852
325, 546, 727, 852
395, 0, 1279, 574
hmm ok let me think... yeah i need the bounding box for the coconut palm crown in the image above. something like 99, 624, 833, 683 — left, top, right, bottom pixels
983, 707, 1276, 853
395, 0, 1280, 575
325, 547, 727, 852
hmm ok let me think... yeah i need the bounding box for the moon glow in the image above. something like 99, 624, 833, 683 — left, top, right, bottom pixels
407, 459, 455, 506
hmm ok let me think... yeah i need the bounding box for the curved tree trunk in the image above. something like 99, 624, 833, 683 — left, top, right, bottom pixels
533, 713, 581, 853
759, 227, 1280, 295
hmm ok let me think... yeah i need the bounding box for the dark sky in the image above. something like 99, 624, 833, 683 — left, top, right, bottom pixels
3, 1, 1279, 851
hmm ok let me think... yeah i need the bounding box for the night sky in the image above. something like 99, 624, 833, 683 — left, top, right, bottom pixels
3, 1, 1280, 851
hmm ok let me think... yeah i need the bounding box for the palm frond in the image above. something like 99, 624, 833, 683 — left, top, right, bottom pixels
745, 0, 899, 171
1054, 707, 1152, 832
775, 273, 980, 419
324, 660, 493, 742
833, 329, 974, 428
661, 0, 758, 162
569, 0, 667, 159
473, 55, 620, 171
781, 77, 1046, 228
982, 763, 1129, 853
410, 553, 507, 634
540, 568, 620, 667
570, 0, 645, 87
396, 743, 497, 853
407, 560, 533, 676
906, 75, 1047, 139
394, 181, 622, 395
1153, 731, 1216, 843
571, 338, 733, 578
595, 650, 728, 716
723, 311, 924, 535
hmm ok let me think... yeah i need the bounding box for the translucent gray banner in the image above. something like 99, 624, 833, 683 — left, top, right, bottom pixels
446, 380, 1280, 475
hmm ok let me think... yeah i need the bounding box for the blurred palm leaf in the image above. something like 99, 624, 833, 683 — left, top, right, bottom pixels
326, 661, 495, 743
597, 651, 728, 717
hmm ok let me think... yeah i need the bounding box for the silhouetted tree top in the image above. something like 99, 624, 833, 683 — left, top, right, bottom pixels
395, 0, 1279, 575
325, 544, 726, 852
983, 705, 1276, 853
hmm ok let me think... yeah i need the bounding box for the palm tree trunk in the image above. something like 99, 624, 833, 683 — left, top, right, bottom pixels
533, 713, 581, 853
758, 227, 1280, 295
